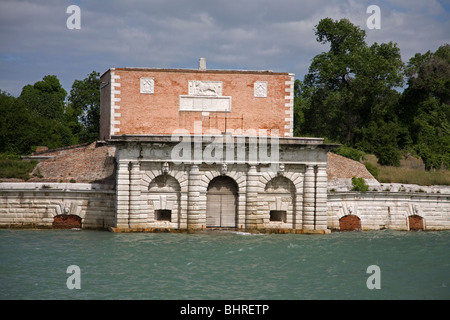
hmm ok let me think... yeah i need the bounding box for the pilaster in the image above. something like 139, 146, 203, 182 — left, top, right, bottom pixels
246, 165, 260, 229
128, 161, 142, 228
187, 164, 201, 229
303, 165, 316, 230
116, 161, 130, 228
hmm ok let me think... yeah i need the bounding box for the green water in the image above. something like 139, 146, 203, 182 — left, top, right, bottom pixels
0, 229, 448, 300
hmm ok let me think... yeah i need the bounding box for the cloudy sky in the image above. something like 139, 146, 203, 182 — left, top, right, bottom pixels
1, 0, 449, 97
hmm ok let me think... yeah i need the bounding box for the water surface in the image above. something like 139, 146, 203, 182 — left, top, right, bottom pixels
0, 229, 448, 300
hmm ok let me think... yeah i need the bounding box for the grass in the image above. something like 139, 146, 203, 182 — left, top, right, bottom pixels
363, 154, 450, 185
376, 166, 450, 186
0, 159, 39, 181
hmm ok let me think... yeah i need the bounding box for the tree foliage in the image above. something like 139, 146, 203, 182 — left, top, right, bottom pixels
68, 71, 101, 143
295, 18, 449, 169
0, 71, 101, 155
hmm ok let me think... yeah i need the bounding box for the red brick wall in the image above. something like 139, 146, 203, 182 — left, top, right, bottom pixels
100, 68, 294, 138
339, 215, 361, 231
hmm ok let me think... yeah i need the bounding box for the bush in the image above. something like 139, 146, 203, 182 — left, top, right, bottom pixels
351, 176, 369, 192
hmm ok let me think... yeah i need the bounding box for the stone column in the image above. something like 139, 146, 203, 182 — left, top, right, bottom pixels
245, 165, 260, 229
302, 165, 316, 230
115, 161, 130, 228
128, 161, 142, 229
187, 164, 201, 229
314, 165, 328, 230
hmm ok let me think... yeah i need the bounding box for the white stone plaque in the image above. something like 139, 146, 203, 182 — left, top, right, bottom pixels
189, 80, 222, 96
140, 77, 154, 94
179, 95, 231, 112
254, 81, 267, 97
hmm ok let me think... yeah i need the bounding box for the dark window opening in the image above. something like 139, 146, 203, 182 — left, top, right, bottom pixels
270, 210, 286, 222
155, 209, 171, 221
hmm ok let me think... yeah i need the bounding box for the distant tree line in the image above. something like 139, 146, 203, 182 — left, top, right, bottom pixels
295, 18, 449, 170
0, 71, 100, 155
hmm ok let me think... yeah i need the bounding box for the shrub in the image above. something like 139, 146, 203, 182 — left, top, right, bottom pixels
351, 176, 369, 192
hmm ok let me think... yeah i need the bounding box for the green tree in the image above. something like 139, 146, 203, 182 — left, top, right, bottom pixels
296, 18, 404, 166
19, 75, 67, 120
399, 44, 450, 170
68, 71, 101, 143
0, 75, 76, 155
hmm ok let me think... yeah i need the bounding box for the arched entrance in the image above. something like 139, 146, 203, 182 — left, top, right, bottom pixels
206, 176, 238, 228
409, 215, 423, 231
53, 214, 82, 229
339, 215, 361, 231
148, 175, 181, 224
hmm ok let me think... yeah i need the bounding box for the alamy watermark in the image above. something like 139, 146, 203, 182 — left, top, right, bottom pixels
170, 121, 281, 172
66, 5, 81, 30
367, 5, 381, 29
366, 265, 381, 289
66, 265, 81, 289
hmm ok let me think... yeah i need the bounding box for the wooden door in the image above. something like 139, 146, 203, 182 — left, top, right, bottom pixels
206, 176, 237, 227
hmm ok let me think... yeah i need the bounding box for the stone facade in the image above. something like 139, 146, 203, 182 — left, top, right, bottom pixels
99, 60, 337, 233
109, 135, 335, 233
0, 183, 115, 229
327, 191, 450, 231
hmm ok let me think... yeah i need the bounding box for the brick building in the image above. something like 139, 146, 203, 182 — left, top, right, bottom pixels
100, 59, 337, 233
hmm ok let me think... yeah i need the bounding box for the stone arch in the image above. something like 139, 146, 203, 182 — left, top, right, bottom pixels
406, 203, 425, 231
199, 163, 246, 191
339, 215, 361, 231
51, 202, 84, 229
258, 167, 303, 194
147, 174, 182, 227
262, 175, 296, 228
141, 162, 189, 194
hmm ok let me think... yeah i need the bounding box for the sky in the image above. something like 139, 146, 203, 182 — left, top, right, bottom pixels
0, 0, 449, 97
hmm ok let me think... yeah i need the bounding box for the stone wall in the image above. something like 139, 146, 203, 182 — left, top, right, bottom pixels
0, 183, 115, 230
327, 191, 450, 231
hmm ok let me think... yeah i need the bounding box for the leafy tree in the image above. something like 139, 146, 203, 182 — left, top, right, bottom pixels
1, 75, 76, 155
296, 18, 404, 166
19, 75, 67, 120
399, 44, 450, 170
68, 71, 101, 143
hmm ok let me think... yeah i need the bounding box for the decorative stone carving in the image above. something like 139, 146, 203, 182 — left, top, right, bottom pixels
277, 163, 285, 176
162, 162, 170, 175
221, 163, 228, 175
189, 80, 222, 96
140, 78, 154, 94
254, 81, 267, 97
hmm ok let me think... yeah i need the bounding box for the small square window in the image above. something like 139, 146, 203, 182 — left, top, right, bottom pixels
155, 209, 171, 221
270, 210, 286, 222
